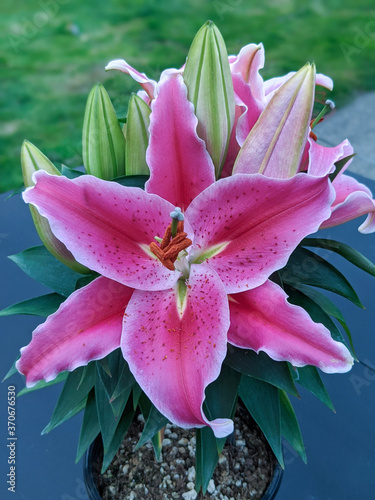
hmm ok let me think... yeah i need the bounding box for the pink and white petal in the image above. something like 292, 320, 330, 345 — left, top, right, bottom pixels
230, 43, 265, 102
227, 280, 353, 373
220, 105, 243, 179
307, 138, 353, 177
264, 71, 333, 103
121, 264, 233, 438
320, 174, 375, 232
232, 74, 265, 147
23, 171, 182, 291
16, 277, 133, 387
105, 59, 157, 100
186, 173, 335, 294
145, 72, 215, 209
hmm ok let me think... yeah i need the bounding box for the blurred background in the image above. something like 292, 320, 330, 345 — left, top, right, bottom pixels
1, 0, 375, 193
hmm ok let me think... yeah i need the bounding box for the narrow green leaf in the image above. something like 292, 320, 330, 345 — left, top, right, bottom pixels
225, 345, 298, 397
61, 165, 85, 179
135, 404, 169, 450
239, 375, 284, 467
125, 94, 151, 176
101, 397, 135, 472
289, 365, 335, 411
110, 361, 135, 403
290, 283, 356, 355
0, 293, 65, 317
279, 390, 307, 463
195, 426, 219, 495
285, 285, 353, 356
42, 363, 96, 434
76, 389, 100, 463
280, 247, 363, 307
132, 383, 143, 410
2, 357, 20, 382
95, 367, 132, 453
301, 237, 375, 277
203, 363, 240, 453
18, 372, 68, 396
9, 246, 85, 297
138, 393, 163, 461
329, 154, 356, 182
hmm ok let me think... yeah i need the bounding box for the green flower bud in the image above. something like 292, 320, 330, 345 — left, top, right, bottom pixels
184, 21, 235, 179
82, 83, 125, 180
125, 94, 151, 176
21, 141, 89, 275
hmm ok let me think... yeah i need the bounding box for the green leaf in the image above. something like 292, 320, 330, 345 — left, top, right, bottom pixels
289, 283, 356, 355
195, 426, 219, 495
203, 363, 240, 453
135, 404, 169, 450
18, 372, 68, 396
76, 389, 100, 463
2, 357, 20, 382
42, 363, 96, 434
225, 345, 298, 397
132, 383, 143, 409
285, 285, 352, 355
301, 237, 375, 277
125, 94, 151, 176
239, 375, 284, 467
61, 165, 85, 179
9, 246, 85, 297
101, 397, 135, 473
113, 174, 149, 189
110, 360, 135, 403
329, 154, 356, 182
0, 293, 65, 317
138, 393, 163, 461
289, 365, 335, 411
96, 350, 134, 419
279, 390, 306, 463
95, 365, 132, 453
280, 247, 363, 307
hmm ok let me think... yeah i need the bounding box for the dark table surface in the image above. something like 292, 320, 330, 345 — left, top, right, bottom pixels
1, 175, 375, 500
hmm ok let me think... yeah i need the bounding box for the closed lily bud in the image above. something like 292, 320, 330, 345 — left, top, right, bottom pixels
233, 63, 316, 178
125, 94, 151, 175
21, 141, 89, 274
183, 21, 235, 179
82, 83, 125, 179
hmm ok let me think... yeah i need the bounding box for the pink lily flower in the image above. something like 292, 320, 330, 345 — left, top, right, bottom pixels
233, 64, 375, 233
17, 72, 353, 437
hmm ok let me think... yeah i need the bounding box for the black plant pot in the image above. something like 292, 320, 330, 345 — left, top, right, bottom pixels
84, 435, 283, 500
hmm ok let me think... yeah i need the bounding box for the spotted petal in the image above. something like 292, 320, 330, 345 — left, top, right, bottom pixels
16, 277, 133, 386
145, 72, 215, 209
23, 171, 185, 291
227, 280, 353, 373
186, 173, 334, 294
121, 264, 233, 438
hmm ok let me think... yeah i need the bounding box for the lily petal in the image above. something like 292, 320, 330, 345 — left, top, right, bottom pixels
16, 277, 133, 386
121, 264, 233, 438
145, 72, 215, 209
105, 59, 157, 100
307, 138, 353, 177
264, 71, 333, 103
227, 280, 353, 373
186, 173, 334, 294
23, 171, 183, 291
320, 174, 375, 233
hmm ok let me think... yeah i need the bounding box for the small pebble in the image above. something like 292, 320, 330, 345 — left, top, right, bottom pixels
187, 466, 195, 482
207, 479, 216, 494
163, 438, 172, 446
182, 490, 198, 500
187, 481, 195, 490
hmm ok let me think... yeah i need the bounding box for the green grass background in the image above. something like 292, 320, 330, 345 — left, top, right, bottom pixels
1, 0, 375, 193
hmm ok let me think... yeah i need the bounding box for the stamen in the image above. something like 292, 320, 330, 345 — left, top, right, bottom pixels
160, 223, 172, 249
311, 99, 336, 129
170, 207, 184, 238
